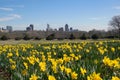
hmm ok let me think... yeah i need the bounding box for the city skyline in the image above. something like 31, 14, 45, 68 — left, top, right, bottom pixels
0, 0, 120, 31
0, 24, 78, 32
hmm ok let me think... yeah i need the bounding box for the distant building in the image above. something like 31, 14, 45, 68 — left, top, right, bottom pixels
46, 24, 53, 31
54, 28, 57, 31
47, 24, 50, 28
26, 24, 34, 31
65, 24, 69, 31
0, 27, 9, 32
26, 27, 31, 31
0, 27, 1, 32
70, 27, 73, 31
59, 27, 64, 31
46, 24, 50, 31
73, 29, 79, 32
2, 27, 5, 30
6, 26, 12, 32
30, 24, 34, 31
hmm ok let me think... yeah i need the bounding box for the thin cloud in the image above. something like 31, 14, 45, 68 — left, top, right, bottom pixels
89, 17, 107, 20
0, 14, 21, 22
0, 5, 24, 11
0, 7, 14, 11
16, 5, 24, 8
10, 14, 21, 18
8, 5, 24, 8
113, 6, 120, 10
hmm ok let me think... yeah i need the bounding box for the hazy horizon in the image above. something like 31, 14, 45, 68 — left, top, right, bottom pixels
0, 0, 120, 31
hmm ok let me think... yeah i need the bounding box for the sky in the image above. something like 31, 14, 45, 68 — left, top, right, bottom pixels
0, 0, 120, 31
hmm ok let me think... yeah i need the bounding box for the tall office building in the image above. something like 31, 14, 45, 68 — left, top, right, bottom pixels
46, 24, 53, 31
0, 27, 1, 32
46, 24, 50, 31
47, 24, 50, 28
59, 27, 64, 31
30, 24, 34, 31
26, 24, 34, 31
65, 24, 69, 31
6, 26, 12, 32
70, 27, 73, 31
26, 27, 31, 31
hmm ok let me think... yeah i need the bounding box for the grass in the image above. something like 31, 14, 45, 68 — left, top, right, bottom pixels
0, 39, 118, 45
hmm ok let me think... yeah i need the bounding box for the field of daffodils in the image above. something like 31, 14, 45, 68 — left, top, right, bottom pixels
0, 40, 120, 80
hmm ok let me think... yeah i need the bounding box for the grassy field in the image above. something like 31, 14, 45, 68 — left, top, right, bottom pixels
0, 39, 93, 44
0, 39, 118, 45
0, 40, 120, 80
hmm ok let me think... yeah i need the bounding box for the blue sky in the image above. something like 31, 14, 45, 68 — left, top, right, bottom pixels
0, 0, 120, 31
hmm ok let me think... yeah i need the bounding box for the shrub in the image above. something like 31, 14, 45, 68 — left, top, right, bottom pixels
57, 38, 64, 40
15, 37, 22, 40
91, 34, 99, 40
0, 35, 9, 40
69, 33, 75, 40
80, 33, 87, 40
46, 34, 55, 40
34, 37, 41, 40
23, 35, 31, 40
105, 36, 119, 39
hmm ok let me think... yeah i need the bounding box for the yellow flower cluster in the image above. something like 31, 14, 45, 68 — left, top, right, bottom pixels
80, 67, 87, 76
29, 73, 39, 80
103, 56, 120, 69
111, 76, 120, 80
87, 72, 102, 80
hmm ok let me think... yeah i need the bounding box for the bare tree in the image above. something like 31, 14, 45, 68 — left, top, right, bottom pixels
109, 15, 120, 39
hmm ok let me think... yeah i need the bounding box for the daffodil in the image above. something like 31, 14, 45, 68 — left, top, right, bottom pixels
87, 72, 102, 80
80, 67, 87, 76
65, 68, 72, 75
7, 52, 13, 58
23, 62, 28, 69
71, 71, 78, 80
29, 74, 39, 80
111, 76, 120, 80
10, 64, 16, 70
111, 47, 115, 52
48, 75, 56, 80
39, 62, 46, 72
22, 69, 27, 76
